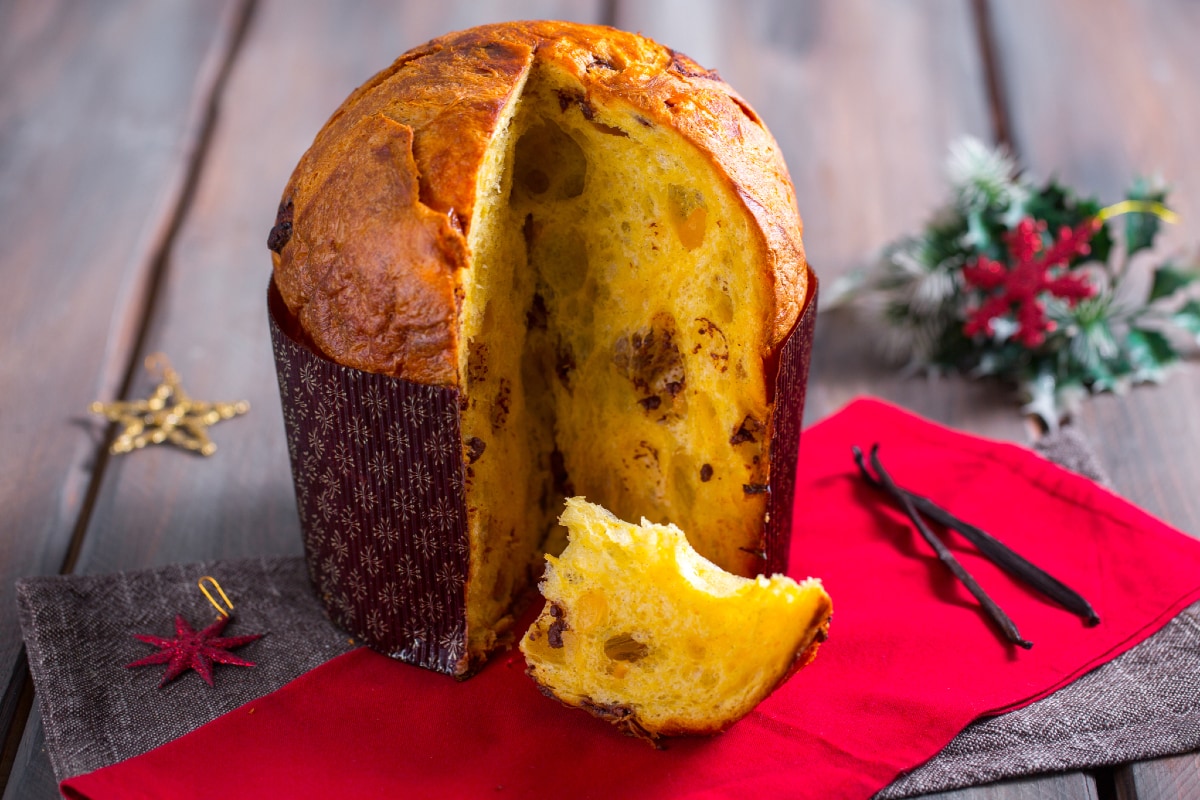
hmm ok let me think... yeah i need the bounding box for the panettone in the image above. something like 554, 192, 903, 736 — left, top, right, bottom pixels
521, 498, 831, 739
268, 20, 813, 674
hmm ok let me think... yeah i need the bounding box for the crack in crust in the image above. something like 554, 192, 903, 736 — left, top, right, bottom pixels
270, 21, 807, 383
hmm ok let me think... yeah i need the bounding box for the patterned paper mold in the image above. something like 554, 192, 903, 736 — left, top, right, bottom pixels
269, 282, 469, 676
268, 272, 817, 677
764, 273, 818, 578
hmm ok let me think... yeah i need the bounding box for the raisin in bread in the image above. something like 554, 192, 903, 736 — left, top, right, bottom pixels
521, 498, 831, 739
269, 21, 811, 672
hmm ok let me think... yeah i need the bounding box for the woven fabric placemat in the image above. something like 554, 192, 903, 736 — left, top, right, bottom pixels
16, 557, 355, 781
15, 426, 1200, 793
879, 600, 1200, 797
879, 424, 1195, 797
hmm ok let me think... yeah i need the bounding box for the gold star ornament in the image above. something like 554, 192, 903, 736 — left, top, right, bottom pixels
90, 354, 249, 456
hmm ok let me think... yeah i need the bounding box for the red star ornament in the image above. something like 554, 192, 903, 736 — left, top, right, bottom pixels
127, 614, 264, 687
962, 217, 1098, 347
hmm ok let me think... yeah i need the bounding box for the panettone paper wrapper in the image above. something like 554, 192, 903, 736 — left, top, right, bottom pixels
267, 271, 817, 675
764, 272, 818, 577
269, 282, 469, 675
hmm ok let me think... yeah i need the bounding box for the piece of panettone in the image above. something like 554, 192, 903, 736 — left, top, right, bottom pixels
268, 20, 817, 676
521, 498, 831, 740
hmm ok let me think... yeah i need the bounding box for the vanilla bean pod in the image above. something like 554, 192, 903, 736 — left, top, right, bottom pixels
900, 490, 1098, 625
854, 445, 1034, 649
854, 448, 1100, 625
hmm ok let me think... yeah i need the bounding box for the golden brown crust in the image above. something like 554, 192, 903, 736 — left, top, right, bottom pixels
273, 114, 467, 382
272, 20, 806, 382
654, 600, 830, 739
525, 592, 832, 743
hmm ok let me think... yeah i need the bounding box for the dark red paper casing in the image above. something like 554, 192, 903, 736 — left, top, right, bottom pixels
268, 271, 817, 676
764, 272, 818, 577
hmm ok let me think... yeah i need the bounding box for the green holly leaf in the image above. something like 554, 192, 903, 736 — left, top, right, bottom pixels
1086, 223, 1114, 267
869, 140, 1190, 425
919, 213, 971, 270
1024, 180, 1071, 216
965, 209, 997, 252
1069, 318, 1120, 372
1001, 185, 1033, 228
1020, 370, 1062, 430
1172, 300, 1200, 341
1125, 177, 1168, 258
1148, 263, 1200, 302
1026, 181, 1091, 223
1087, 351, 1134, 394
1023, 180, 1110, 265
1125, 328, 1179, 383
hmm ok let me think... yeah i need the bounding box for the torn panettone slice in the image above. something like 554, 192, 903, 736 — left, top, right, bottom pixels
520, 497, 832, 741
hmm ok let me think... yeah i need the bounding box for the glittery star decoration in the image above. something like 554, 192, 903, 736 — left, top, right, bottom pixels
127, 614, 264, 687
962, 217, 1098, 347
90, 354, 249, 456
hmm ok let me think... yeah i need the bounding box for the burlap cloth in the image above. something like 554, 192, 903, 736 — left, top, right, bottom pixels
14, 429, 1200, 796
16, 558, 355, 782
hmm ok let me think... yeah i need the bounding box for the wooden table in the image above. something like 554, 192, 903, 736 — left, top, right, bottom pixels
2, 1, 1198, 797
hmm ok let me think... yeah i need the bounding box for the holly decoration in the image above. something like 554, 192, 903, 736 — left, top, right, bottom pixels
962, 217, 1099, 347
832, 138, 1199, 427
127, 613, 263, 687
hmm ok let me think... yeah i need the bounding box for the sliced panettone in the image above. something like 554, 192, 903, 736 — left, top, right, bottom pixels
520, 497, 832, 740
270, 20, 815, 674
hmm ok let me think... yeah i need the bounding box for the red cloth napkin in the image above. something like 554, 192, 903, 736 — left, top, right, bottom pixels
64, 398, 1200, 799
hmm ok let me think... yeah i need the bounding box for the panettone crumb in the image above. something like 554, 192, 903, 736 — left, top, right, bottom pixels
459, 63, 773, 663
521, 497, 831, 738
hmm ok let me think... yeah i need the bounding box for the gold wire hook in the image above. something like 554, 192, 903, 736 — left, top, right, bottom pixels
198, 576, 234, 618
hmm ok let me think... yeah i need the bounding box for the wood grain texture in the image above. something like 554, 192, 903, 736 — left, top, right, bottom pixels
615, 0, 1029, 441
3, 1, 604, 797
69, 0, 608, 580
922, 772, 1098, 800
987, 0, 1200, 535
988, 2, 1200, 797
618, 0, 992, 284
615, 4, 1092, 800
989, 0, 1200, 253
0, 708, 53, 800
0, 0, 245, 752
1117, 753, 1200, 800
4, 2, 1185, 797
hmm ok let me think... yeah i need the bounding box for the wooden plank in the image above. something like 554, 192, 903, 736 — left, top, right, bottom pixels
1117, 753, 1200, 800
0, 708, 54, 800
617, 4, 1099, 800
618, 0, 992, 289
0, 0, 246, 757
614, 0, 1029, 439
988, 0, 1200, 252
3, 2, 605, 797
987, 0, 1200, 535
69, 0, 610, 580
921, 772, 1098, 800
987, 2, 1200, 797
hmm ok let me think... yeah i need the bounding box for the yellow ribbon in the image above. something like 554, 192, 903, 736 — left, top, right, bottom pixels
1096, 199, 1180, 225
